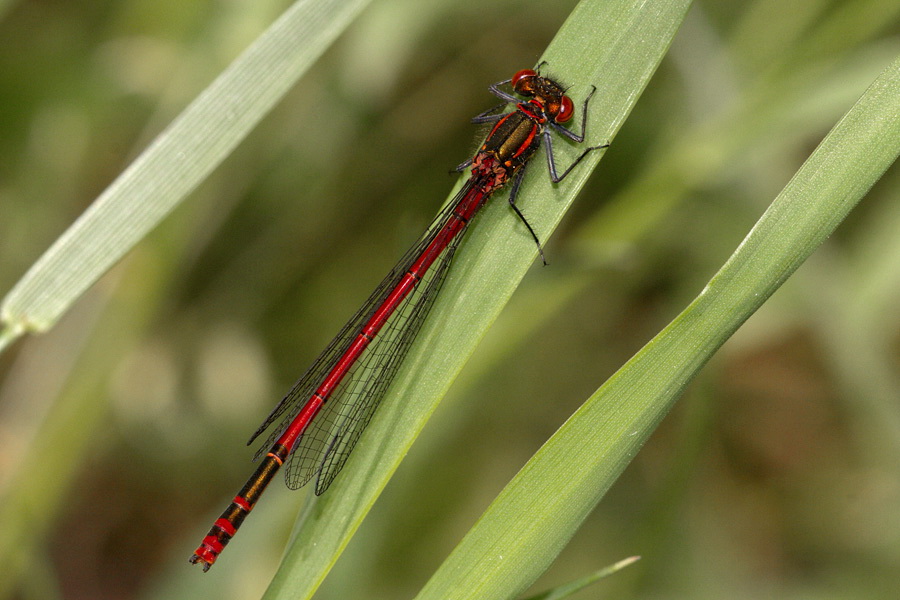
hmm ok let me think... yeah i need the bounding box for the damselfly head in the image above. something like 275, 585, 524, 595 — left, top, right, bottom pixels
510, 69, 574, 124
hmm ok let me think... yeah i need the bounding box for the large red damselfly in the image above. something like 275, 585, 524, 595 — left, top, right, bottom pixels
190, 67, 608, 571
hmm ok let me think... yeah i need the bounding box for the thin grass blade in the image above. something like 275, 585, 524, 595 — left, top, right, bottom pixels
261, 0, 694, 598
0, 0, 372, 345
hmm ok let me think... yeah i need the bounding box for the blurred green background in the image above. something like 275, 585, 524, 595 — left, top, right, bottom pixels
0, 0, 898, 599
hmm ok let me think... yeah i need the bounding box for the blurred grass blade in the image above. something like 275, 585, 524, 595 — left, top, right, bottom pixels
261, 1, 692, 598
0, 326, 19, 354
0, 0, 372, 345
414, 56, 900, 600
0, 0, 17, 22
521, 556, 641, 600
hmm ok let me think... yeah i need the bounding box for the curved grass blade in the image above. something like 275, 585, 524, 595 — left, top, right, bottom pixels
0, 0, 373, 347
261, 0, 693, 598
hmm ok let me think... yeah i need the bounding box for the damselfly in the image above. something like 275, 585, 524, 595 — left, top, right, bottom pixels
190, 67, 608, 570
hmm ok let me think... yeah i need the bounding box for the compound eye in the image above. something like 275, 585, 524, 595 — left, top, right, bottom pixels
511, 69, 537, 93
555, 95, 574, 123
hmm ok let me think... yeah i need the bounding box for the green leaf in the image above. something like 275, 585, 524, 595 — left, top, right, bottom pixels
262, 0, 693, 598
413, 54, 900, 600
0, 0, 373, 344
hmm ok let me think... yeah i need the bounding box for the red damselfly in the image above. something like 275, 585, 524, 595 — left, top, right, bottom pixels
190, 67, 608, 571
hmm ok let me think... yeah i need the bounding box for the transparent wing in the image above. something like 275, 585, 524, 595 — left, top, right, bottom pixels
247, 182, 475, 493
302, 228, 463, 493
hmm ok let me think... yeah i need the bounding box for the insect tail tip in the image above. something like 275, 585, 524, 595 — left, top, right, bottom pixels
189, 551, 214, 572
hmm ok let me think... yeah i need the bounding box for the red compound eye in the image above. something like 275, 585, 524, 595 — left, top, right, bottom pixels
511, 69, 536, 92
555, 95, 574, 123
